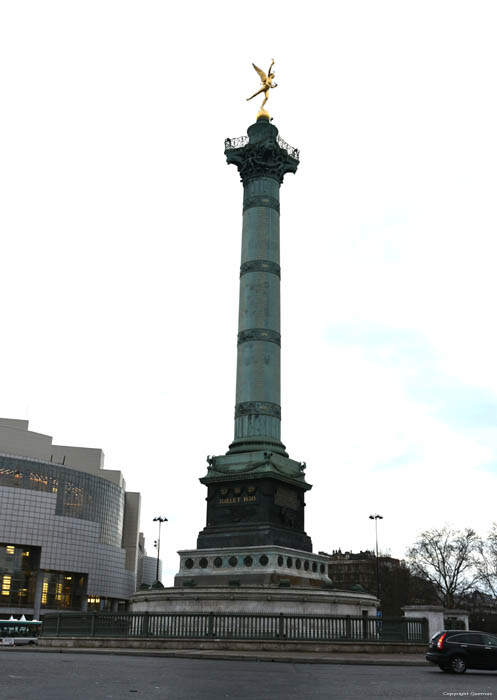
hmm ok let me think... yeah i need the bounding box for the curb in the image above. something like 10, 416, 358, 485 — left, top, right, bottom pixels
6, 647, 430, 666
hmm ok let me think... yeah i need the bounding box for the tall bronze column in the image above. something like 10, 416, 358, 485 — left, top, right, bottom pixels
197, 115, 312, 553
227, 117, 294, 457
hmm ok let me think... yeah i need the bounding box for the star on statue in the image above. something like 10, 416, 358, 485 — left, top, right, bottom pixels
246, 59, 278, 116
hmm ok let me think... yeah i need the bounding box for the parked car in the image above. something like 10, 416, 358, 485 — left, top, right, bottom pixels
426, 630, 497, 673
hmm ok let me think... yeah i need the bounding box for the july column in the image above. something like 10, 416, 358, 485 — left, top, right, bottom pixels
225, 116, 299, 457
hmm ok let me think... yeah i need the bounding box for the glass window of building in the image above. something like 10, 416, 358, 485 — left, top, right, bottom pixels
0, 544, 40, 607
40, 571, 87, 610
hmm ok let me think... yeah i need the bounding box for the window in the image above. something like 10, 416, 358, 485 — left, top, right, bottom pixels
41, 577, 49, 605
40, 571, 86, 610
448, 633, 484, 645
2, 575, 12, 595
0, 545, 39, 606
87, 596, 101, 611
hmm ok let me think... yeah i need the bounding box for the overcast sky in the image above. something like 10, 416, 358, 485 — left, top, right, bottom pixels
1, 1, 497, 584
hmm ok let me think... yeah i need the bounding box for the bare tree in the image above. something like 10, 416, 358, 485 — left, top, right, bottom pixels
406, 527, 481, 608
477, 523, 497, 597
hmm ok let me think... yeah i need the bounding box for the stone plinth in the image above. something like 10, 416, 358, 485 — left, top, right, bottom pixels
130, 585, 378, 617
402, 605, 470, 638
402, 605, 444, 639
174, 546, 331, 588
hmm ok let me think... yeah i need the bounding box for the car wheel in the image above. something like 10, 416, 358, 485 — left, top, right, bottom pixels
438, 665, 451, 672
450, 656, 467, 674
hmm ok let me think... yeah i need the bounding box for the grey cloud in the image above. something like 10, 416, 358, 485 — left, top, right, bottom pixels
325, 323, 497, 431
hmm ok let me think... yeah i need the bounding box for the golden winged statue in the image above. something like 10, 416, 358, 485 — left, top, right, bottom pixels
247, 59, 278, 118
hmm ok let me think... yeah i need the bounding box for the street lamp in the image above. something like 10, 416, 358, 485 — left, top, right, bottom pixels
153, 516, 168, 585
369, 514, 383, 600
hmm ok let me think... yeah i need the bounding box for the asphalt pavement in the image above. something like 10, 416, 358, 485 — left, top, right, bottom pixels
1, 650, 496, 700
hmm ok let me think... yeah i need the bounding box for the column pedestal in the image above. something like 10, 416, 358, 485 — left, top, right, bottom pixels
196, 451, 312, 552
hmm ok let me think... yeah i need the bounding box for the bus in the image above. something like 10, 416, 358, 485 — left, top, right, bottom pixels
0, 616, 42, 646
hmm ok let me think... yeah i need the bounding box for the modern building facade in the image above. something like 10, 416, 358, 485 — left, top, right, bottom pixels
136, 532, 162, 587
0, 418, 142, 617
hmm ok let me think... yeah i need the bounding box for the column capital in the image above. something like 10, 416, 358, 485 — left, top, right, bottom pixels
225, 118, 299, 185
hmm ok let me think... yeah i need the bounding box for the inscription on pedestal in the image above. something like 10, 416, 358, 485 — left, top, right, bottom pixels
217, 495, 258, 505
216, 485, 259, 507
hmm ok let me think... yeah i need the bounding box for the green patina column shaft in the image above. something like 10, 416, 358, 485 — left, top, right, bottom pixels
225, 116, 299, 456
196, 115, 312, 552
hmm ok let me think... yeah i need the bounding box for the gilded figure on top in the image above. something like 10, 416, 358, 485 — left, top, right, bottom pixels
247, 59, 277, 116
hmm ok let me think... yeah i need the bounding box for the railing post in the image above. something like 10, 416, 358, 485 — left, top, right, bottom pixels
55, 614, 61, 637
208, 612, 214, 638
345, 616, 351, 640
361, 611, 368, 640
402, 619, 408, 642
90, 613, 96, 637
142, 612, 149, 637
278, 613, 284, 639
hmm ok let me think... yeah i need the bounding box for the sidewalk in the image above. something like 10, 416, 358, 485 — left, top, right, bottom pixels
8, 646, 430, 666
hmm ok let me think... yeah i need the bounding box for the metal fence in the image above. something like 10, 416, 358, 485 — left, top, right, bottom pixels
41, 612, 427, 643
223, 135, 300, 162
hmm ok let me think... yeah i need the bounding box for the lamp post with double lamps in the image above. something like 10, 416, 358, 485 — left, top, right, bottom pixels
369, 514, 383, 600
152, 516, 168, 586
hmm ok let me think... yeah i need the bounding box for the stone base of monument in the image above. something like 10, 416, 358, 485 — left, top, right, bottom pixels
129, 546, 379, 616
129, 585, 378, 617
174, 545, 331, 588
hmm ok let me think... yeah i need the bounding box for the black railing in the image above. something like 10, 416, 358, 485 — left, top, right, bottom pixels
276, 136, 300, 161
224, 135, 299, 162
41, 612, 427, 643
224, 136, 248, 150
